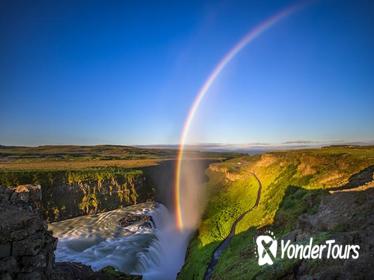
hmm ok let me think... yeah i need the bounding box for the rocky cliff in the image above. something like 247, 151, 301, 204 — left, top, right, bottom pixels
0, 184, 142, 280
0, 169, 154, 222
0, 184, 57, 279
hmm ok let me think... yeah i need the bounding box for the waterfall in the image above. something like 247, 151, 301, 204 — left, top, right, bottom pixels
137, 204, 192, 280
49, 202, 192, 279
49, 203, 157, 274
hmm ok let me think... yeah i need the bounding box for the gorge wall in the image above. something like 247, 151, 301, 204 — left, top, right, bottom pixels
0, 169, 153, 222
0, 159, 216, 223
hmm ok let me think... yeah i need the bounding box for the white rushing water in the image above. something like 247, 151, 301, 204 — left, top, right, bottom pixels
141, 205, 192, 280
49, 202, 191, 279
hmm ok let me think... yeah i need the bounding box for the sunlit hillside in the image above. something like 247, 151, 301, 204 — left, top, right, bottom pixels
179, 146, 374, 279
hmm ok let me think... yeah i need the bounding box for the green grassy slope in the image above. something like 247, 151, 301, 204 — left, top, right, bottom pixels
178, 146, 374, 279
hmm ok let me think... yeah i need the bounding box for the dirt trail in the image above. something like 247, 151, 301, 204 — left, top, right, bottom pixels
204, 172, 262, 280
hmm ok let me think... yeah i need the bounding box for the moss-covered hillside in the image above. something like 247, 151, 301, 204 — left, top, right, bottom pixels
179, 146, 374, 279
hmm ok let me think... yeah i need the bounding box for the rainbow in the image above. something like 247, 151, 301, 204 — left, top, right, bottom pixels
174, 2, 308, 231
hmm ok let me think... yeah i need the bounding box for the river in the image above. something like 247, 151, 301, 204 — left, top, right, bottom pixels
49, 202, 190, 280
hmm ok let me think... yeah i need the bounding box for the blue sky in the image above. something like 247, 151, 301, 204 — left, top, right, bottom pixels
1, 0, 373, 145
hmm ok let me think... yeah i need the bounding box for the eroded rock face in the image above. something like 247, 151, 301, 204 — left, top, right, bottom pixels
41, 173, 150, 222
293, 188, 374, 279
0, 170, 155, 223
0, 185, 143, 280
0, 185, 57, 280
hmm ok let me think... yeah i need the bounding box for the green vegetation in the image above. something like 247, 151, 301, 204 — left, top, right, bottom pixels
0, 144, 176, 161
210, 187, 328, 280
181, 171, 260, 279
0, 145, 229, 171
0, 168, 142, 187
179, 146, 374, 279
96, 266, 142, 280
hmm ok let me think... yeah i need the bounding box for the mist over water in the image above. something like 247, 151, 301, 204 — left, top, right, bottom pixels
142, 205, 192, 280
142, 159, 211, 279
179, 159, 208, 230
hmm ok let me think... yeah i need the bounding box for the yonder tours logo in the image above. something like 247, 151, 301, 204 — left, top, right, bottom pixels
256, 231, 360, 266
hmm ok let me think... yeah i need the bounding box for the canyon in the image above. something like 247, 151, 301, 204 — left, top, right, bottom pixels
1, 145, 374, 279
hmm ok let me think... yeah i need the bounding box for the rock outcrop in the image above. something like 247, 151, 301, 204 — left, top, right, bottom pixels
292, 188, 374, 279
0, 185, 57, 280
118, 212, 154, 228
53, 264, 142, 280
0, 184, 142, 280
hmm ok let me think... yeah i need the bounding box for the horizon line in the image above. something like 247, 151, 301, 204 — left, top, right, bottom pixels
1, 140, 374, 148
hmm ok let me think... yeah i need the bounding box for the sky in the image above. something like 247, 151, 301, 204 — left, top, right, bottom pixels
1, 0, 373, 146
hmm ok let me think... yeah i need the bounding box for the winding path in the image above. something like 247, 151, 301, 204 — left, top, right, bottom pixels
204, 172, 262, 280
